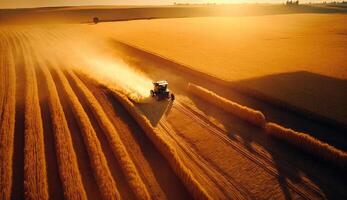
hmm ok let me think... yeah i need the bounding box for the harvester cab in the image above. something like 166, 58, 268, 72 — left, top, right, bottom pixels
150, 80, 175, 101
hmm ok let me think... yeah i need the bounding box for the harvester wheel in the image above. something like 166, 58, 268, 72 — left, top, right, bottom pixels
171, 94, 175, 101
150, 90, 154, 97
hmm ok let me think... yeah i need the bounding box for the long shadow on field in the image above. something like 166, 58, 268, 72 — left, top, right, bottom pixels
114, 42, 347, 150
109, 40, 347, 198
103, 89, 192, 200
233, 71, 347, 151
138, 99, 173, 126
188, 93, 347, 199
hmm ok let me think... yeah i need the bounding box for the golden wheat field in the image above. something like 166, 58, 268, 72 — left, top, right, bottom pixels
1, 5, 347, 200
95, 13, 347, 130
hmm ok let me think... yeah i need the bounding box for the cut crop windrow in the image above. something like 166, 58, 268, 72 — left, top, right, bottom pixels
33, 56, 88, 200
111, 90, 212, 200
20, 33, 49, 200
188, 83, 266, 127
67, 69, 150, 199
0, 36, 16, 200
53, 66, 120, 200
265, 122, 347, 168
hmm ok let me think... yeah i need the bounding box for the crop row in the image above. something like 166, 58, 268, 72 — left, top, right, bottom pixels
110, 89, 212, 200
53, 66, 120, 200
188, 83, 347, 169
0, 37, 16, 200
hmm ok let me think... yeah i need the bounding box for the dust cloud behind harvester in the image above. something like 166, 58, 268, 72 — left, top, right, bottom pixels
17, 26, 153, 102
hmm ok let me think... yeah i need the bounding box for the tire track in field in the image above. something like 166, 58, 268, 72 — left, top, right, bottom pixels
79, 75, 192, 200
0, 31, 16, 200
181, 100, 347, 196
65, 70, 137, 200
177, 100, 347, 198
159, 118, 251, 200
174, 101, 325, 199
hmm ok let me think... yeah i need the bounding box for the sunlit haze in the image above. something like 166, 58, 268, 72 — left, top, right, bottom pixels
0, 0, 336, 8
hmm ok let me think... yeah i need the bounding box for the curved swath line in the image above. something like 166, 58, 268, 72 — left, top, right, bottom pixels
175, 101, 324, 199
159, 119, 251, 200
0, 29, 10, 125
110, 90, 212, 199
28, 53, 88, 200
0, 32, 16, 200
0, 31, 4, 121
67, 69, 150, 200
52, 66, 121, 200
14, 31, 49, 200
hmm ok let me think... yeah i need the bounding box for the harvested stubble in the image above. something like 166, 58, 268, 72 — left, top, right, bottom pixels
0, 40, 16, 200
265, 122, 347, 168
21, 38, 49, 200
37, 59, 87, 199
188, 83, 266, 127
67, 69, 150, 200
111, 90, 212, 200
54, 66, 120, 200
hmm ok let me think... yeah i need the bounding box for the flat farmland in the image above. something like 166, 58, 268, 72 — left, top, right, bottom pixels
1, 8, 347, 199
94, 14, 347, 128
96, 14, 347, 81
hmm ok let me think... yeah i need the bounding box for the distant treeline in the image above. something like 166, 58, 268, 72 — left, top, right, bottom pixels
1, 4, 346, 25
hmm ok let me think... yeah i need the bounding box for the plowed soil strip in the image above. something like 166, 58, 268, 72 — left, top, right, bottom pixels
79, 75, 192, 200
66, 70, 147, 199
0, 35, 16, 200
21, 34, 49, 200
53, 66, 120, 200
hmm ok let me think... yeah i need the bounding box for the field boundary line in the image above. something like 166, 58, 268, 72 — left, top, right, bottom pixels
115, 40, 347, 131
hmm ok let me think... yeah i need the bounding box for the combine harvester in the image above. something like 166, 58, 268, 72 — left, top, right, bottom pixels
150, 80, 175, 101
